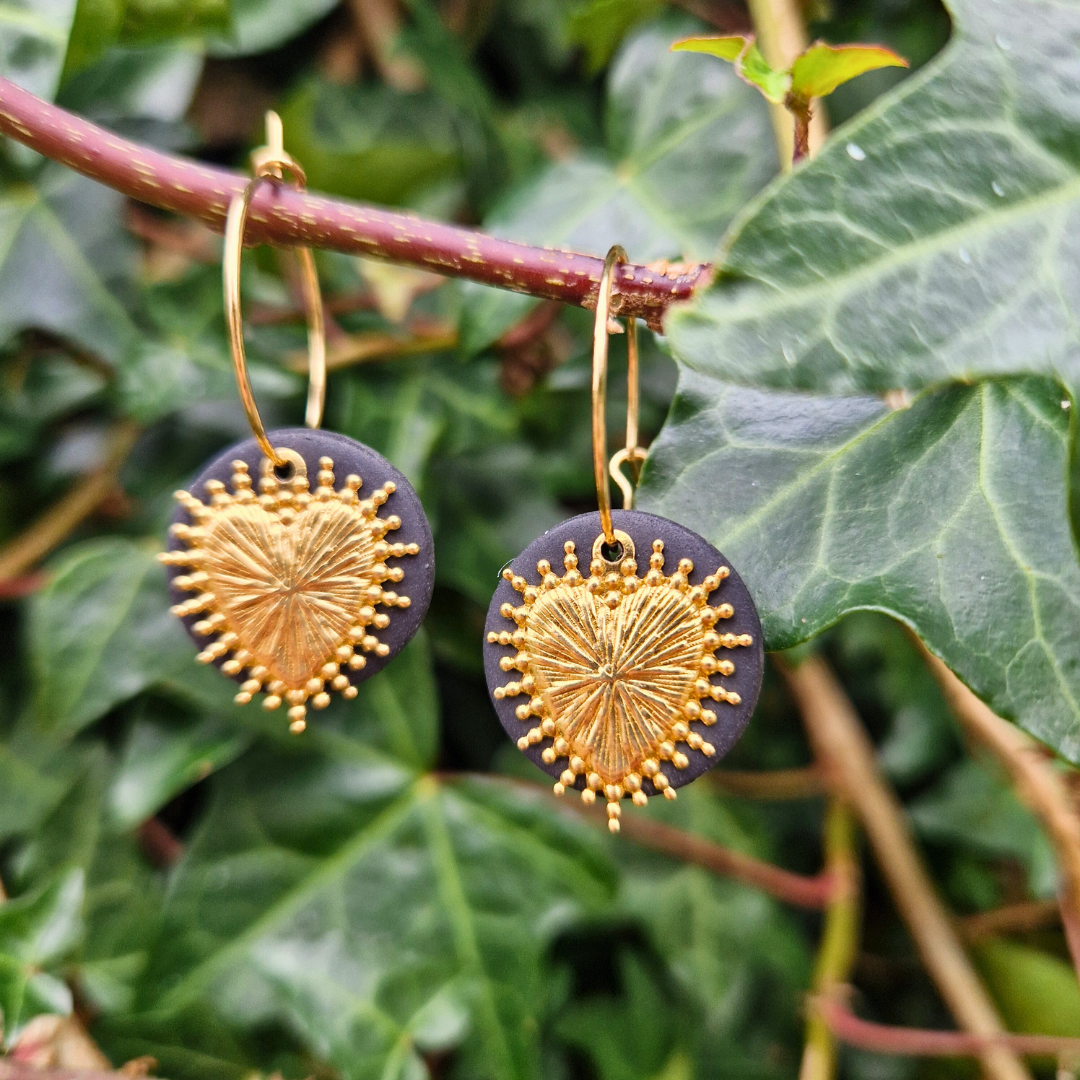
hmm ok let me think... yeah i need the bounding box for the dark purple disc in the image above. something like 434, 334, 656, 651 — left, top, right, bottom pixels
484, 509, 763, 796
166, 427, 433, 689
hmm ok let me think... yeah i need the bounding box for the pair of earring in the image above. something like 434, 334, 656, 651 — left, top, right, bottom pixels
162, 114, 763, 823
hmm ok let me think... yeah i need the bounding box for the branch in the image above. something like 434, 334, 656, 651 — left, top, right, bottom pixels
744, 0, 829, 164
813, 991, 1080, 1061
457, 772, 836, 908
710, 765, 825, 799
781, 655, 1033, 1080
921, 646, 1080, 981
958, 899, 1061, 944
799, 800, 861, 1080
0, 78, 709, 330
617, 812, 835, 909
0, 421, 139, 582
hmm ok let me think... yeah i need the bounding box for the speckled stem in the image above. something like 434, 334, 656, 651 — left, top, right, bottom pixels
0, 77, 710, 329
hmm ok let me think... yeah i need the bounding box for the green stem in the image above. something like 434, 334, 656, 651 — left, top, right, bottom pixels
799, 800, 861, 1080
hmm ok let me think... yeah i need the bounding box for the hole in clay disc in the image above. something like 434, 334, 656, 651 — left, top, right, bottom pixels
600, 539, 624, 562
274, 460, 296, 482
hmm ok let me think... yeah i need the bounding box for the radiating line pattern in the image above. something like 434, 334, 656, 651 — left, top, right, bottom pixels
201, 501, 376, 686
527, 586, 702, 779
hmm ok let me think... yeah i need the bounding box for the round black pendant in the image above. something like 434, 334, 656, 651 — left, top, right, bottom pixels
165, 428, 433, 708
484, 509, 763, 797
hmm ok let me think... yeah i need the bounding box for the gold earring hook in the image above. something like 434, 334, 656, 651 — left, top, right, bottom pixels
223, 110, 326, 467
592, 246, 647, 544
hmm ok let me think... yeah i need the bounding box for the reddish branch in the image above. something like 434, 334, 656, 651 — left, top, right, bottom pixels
814, 992, 1080, 1060
615, 813, 835, 908
0, 77, 709, 329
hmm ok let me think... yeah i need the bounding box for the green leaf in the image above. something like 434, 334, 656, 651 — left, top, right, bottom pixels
669, 34, 747, 63
135, 750, 614, 1080
637, 373, 1080, 762
735, 40, 789, 104
460, 15, 777, 352
108, 711, 252, 829
0, 869, 84, 1040
29, 539, 185, 739
974, 939, 1080, 1038
568, 0, 665, 74
350, 631, 439, 771
670, 34, 790, 104
0, 167, 136, 363
909, 758, 1057, 895
279, 80, 467, 207
120, 0, 228, 42
62, 0, 126, 79
665, 0, 1080, 394
555, 951, 675, 1079
788, 42, 908, 101
0, 0, 77, 100
207, 0, 338, 56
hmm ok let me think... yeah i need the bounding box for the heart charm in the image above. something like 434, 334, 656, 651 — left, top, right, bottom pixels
487, 521, 755, 830
162, 446, 420, 732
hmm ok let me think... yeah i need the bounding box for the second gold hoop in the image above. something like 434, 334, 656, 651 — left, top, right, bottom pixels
223, 110, 326, 467
592, 245, 647, 543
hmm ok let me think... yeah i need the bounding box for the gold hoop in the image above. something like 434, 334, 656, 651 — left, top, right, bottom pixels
223, 110, 326, 467
592, 246, 647, 544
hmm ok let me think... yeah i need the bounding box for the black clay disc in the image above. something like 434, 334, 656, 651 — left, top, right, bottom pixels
167, 427, 433, 689
484, 509, 763, 796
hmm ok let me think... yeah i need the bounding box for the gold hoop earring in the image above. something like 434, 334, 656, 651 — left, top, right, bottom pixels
222, 110, 325, 464
160, 112, 434, 734
483, 245, 764, 828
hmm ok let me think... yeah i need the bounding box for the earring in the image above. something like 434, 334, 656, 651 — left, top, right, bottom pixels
160, 112, 433, 735
484, 246, 763, 829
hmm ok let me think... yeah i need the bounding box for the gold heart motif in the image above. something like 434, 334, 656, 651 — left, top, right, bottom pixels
161, 451, 418, 733
488, 533, 753, 830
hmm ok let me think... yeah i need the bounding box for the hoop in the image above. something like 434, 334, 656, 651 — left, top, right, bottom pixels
592, 246, 647, 543
223, 111, 326, 467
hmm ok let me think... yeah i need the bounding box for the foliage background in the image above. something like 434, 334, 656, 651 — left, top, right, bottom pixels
0, 0, 1079, 1078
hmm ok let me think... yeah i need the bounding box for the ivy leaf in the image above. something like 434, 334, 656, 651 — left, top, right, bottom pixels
567, 0, 665, 74
669, 34, 746, 62
208, 0, 340, 57
460, 16, 777, 352
637, 372, 1080, 762
29, 539, 185, 740
108, 711, 252, 830
909, 758, 1056, 895
0, 167, 136, 363
736, 40, 789, 103
62, 0, 125, 81
665, 0, 1080, 394
0, 0, 77, 100
134, 749, 615, 1080
0, 870, 84, 1042
788, 42, 907, 100
120, 0, 229, 42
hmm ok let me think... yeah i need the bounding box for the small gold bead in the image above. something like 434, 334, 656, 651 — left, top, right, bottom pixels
632, 791, 648, 807
312, 693, 331, 710
541, 747, 557, 764
343, 685, 358, 699
553, 782, 565, 796
263, 695, 282, 711
581, 788, 595, 805
663, 787, 677, 800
